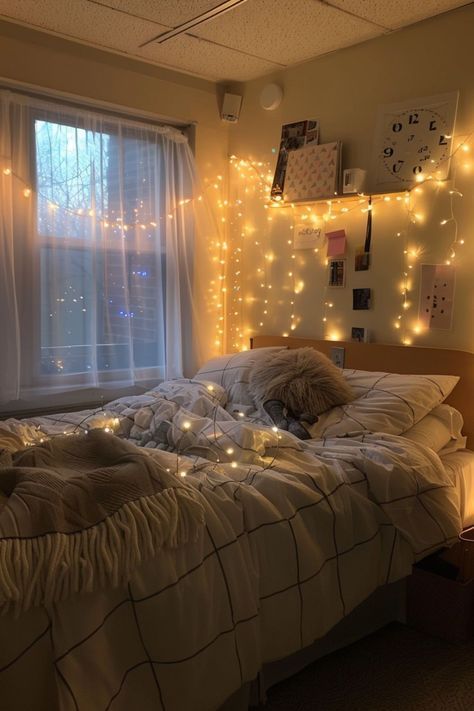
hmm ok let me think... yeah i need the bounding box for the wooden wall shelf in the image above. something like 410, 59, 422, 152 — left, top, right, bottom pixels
267, 190, 409, 209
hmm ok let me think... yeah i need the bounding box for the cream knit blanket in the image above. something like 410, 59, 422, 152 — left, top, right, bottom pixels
0, 430, 204, 614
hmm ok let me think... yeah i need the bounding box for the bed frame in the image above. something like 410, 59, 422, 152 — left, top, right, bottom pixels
251, 336, 474, 448
220, 335, 474, 709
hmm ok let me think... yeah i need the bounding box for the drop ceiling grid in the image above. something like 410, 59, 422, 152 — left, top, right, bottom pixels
139, 33, 280, 81
0, 0, 168, 53
89, 0, 230, 27
0, 0, 472, 81
325, 0, 471, 29
189, 0, 381, 67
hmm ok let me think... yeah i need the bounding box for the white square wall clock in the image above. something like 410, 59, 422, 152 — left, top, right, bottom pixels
371, 91, 459, 192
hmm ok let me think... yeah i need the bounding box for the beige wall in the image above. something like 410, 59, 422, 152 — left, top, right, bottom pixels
0, 20, 229, 372
1, 9, 473, 367
227, 4, 474, 353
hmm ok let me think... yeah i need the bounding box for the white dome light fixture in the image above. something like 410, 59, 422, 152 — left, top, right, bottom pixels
260, 83, 283, 111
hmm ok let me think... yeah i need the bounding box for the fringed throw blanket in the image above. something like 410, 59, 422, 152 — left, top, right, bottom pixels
0, 430, 204, 614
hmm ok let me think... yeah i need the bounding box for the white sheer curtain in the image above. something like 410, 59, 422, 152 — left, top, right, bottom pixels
0, 90, 200, 407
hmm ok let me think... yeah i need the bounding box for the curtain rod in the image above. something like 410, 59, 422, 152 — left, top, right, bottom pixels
0, 76, 197, 131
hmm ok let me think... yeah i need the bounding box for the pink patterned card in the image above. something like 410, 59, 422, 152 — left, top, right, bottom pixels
326, 229, 346, 257
284, 141, 341, 202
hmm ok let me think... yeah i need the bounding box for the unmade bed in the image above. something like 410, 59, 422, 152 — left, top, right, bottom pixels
0, 337, 472, 711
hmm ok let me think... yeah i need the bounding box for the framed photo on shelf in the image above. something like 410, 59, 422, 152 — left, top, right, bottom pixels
328, 259, 346, 287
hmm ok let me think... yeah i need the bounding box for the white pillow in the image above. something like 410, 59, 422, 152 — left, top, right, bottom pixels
309, 369, 459, 438
402, 405, 465, 453
194, 347, 287, 407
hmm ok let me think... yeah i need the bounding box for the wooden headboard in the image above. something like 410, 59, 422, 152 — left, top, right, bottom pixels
251, 336, 474, 448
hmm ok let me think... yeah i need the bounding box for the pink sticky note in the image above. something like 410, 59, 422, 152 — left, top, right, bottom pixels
326, 230, 346, 257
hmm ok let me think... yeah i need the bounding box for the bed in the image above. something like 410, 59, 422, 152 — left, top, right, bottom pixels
0, 336, 472, 711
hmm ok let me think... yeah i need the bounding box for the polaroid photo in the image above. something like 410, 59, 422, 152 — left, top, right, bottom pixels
328, 259, 346, 287
355, 251, 370, 271
353, 288, 371, 310
351, 327, 370, 342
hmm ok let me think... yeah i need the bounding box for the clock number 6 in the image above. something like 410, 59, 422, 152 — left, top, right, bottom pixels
413, 166, 423, 175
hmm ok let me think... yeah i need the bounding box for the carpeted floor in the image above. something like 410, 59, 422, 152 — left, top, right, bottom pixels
262, 623, 474, 710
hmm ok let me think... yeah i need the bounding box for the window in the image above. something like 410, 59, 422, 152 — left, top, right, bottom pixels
0, 91, 195, 406
36, 117, 165, 379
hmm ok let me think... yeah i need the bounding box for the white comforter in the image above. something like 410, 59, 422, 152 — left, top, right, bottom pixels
0, 380, 462, 711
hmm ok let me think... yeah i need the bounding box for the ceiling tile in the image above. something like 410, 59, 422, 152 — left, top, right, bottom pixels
326, 0, 469, 29
92, 0, 228, 27
139, 33, 279, 81
0, 0, 469, 82
0, 0, 165, 53
191, 0, 381, 66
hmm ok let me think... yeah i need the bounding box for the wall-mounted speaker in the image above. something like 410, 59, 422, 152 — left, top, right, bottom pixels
221, 92, 242, 123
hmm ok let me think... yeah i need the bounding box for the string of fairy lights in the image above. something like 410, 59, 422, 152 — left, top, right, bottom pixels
226, 132, 472, 350
19, 383, 285, 485
2, 129, 473, 357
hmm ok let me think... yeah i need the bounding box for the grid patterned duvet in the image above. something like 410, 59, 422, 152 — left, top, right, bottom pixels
0, 379, 462, 710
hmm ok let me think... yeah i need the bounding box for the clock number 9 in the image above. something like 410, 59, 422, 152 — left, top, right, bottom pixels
383, 147, 394, 157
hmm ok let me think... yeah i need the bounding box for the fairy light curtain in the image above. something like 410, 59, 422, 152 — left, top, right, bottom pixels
0, 90, 200, 404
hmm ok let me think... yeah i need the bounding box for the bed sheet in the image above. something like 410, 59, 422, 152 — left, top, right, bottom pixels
441, 449, 474, 527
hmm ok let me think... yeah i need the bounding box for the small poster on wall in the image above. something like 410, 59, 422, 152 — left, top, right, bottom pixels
294, 223, 323, 250
418, 263, 455, 329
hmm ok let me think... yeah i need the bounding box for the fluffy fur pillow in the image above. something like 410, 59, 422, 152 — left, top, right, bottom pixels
249, 347, 354, 415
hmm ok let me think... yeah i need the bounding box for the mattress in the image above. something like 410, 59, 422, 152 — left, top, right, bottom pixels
441, 449, 474, 527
